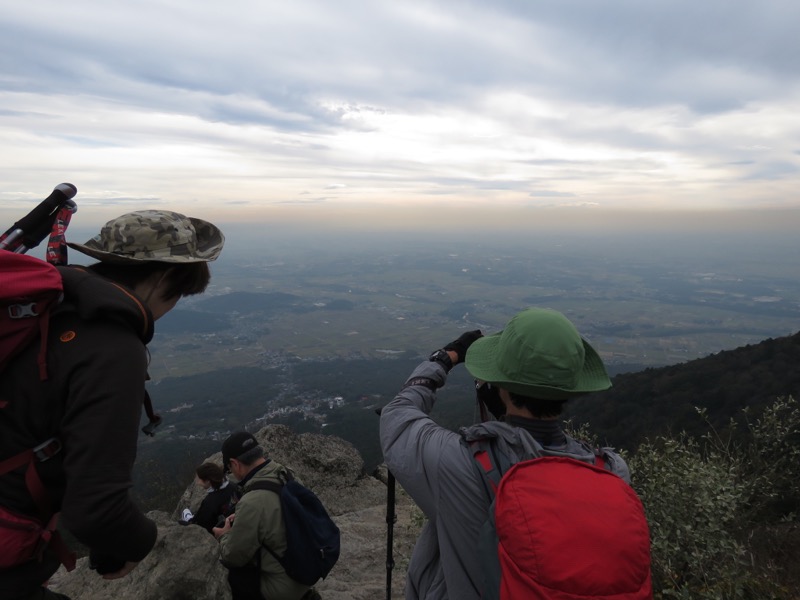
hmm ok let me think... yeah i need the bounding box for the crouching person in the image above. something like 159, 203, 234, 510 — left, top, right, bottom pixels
179, 462, 236, 533
213, 432, 323, 600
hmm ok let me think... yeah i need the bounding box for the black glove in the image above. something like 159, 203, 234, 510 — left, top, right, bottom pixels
89, 550, 126, 575
443, 330, 482, 364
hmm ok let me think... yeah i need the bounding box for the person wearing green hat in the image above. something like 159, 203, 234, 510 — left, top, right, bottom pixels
0, 210, 224, 600
379, 308, 632, 600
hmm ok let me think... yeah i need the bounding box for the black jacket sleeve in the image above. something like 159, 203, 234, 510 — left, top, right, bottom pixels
58, 318, 157, 562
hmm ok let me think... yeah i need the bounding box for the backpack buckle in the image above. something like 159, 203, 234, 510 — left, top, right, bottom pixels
8, 302, 39, 318
33, 438, 62, 462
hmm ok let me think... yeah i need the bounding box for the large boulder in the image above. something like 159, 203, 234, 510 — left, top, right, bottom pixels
173, 425, 386, 518
49, 511, 232, 600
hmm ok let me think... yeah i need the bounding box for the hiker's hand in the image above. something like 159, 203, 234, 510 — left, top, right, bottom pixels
213, 513, 235, 539
89, 551, 125, 576
102, 561, 139, 580
443, 330, 482, 364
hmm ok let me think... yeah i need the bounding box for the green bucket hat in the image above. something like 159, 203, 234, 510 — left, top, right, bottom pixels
465, 308, 611, 400
68, 210, 224, 264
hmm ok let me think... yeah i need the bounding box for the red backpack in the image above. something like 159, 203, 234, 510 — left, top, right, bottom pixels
0, 186, 80, 571
470, 438, 653, 600
0, 250, 76, 570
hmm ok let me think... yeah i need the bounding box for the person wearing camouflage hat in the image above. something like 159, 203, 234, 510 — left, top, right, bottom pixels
0, 210, 224, 600
68, 210, 225, 320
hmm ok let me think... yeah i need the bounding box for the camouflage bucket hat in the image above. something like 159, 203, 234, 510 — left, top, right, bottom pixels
464, 308, 612, 401
68, 210, 224, 264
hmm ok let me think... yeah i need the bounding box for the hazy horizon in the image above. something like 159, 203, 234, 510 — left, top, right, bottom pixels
5, 201, 799, 241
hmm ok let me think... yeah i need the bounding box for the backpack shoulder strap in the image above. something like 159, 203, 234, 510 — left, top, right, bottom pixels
242, 467, 294, 496
244, 479, 283, 496
593, 447, 607, 469
466, 437, 513, 497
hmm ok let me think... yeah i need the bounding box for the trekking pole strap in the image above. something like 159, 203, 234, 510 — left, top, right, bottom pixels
46, 205, 76, 266
141, 391, 162, 436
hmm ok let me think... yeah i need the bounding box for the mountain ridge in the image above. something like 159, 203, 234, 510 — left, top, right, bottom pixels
569, 330, 800, 450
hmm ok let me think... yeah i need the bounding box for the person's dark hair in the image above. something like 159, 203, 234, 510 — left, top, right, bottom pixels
508, 392, 565, 418
195, 462, 225, 490
88, 261, 210, 300
236, 445, 265, 467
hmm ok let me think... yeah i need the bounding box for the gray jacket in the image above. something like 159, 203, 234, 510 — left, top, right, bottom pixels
379, 360, 630, 600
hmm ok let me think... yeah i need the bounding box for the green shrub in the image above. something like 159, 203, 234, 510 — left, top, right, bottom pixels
738, 396, 800, 522
629, 396, 799, 599
630, 435, 749, 598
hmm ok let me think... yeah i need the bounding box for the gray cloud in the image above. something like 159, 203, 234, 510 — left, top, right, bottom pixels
0, 0, 798, 217
529, 191, 576, 198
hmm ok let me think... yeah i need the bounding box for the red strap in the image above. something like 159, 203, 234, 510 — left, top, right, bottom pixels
46, 206, 73, 266
0, 447, 36, 476
475, 449, 493, 474
472, 446, 499, 494
25, 460, 53, 517
0, 440, 60, 517
0, 448, 75, 570
42, 513, 76, 571
594, 450, 606, 468
0, 439, 74, 570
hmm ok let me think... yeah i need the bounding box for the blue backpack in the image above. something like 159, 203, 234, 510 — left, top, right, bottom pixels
246, 472, 340, 586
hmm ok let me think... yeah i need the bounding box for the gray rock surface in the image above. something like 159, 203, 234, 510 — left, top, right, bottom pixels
49, 425, 420, 600
49, 511, 232, 600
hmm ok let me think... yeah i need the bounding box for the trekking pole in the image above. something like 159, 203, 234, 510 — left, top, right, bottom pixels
385, 468, 396, 600
0, 183, 77, 253
376, 408, 396, 600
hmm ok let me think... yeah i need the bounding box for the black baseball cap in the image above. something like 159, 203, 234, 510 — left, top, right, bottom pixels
222, 432, 260, 472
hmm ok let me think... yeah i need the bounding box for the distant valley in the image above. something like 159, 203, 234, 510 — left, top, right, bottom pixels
134, 228, 800, 509
149, 229, 799, 380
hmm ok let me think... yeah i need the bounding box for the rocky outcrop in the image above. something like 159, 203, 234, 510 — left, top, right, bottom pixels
49, 425, 419, 600
48, 511, 232, 600
172, 425, 387, 519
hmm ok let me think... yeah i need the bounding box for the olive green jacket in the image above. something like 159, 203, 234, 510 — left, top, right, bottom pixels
219, 460, 310, 600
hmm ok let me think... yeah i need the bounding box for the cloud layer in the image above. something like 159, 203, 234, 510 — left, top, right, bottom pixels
1, 0, 799, 224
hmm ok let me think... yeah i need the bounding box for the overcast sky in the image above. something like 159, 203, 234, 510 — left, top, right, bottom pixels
1, 0, 799, 229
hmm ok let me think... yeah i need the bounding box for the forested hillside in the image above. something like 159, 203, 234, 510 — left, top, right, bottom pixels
569, 332, 800, 450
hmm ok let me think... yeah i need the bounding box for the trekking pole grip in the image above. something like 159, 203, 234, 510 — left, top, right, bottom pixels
0, 183, 78, 252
